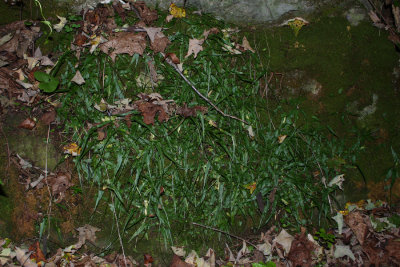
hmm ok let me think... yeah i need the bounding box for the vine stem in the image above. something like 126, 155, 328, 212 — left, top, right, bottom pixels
161, 53, 250, 125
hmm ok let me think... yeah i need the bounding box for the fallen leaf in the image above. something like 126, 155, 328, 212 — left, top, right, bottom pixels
97, 129, 106, 141
165, 53, 180, 64
48, 172, 73, 202
344, 211, 368, 245
0, 32, 13, 46
53, 15, 67, 32
277, 135, 287, 143
332, 212, 344, 234
75, 224, 100, 249
185, 38, 204, 58
170, 254, 191, 267
40, 108, 56, 125
273, 229, 294, 255
63, 142, 82, 156
169, 3, 186, 18
176, 103, 207, 118
334, 245, 355, 261
144, 254, 154, 265
15, 247, 37, 267
100, 32, 146, 62
256, 242, 272, 256
19, 118, 36, 130
166, 14, 174, 22
133, 2, 158, 24
328, 174, 345, 189
242, 36, 255, 53
71, 70, 85, 85
287, 229, 315, 267
29, 241, 46, 263
171, 246, 186, 257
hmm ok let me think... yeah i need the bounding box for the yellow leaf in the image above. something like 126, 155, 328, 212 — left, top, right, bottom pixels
245, 182, 256, 194
63, 143, 81, 156
278, 135, 287, 143
169, 3, 186, 18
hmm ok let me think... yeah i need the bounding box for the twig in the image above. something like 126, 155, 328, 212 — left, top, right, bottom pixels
162, 53, 250, 125
111, 194, 128, 267
192, 222, 257, 247
44, 125, 53, 239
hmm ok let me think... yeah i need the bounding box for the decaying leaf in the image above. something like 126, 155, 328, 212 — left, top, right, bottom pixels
53, 15, 67, 32
334, 245, 355, 261
171, 246, 186, 257
344, 211, 368, 245
40, 108, 56, 125
75, 224, 100, 249
133, 1, 158, 24
47, 172, 73, 202
273, 229, 294, 255
328, 174, 345, 190
71, 70, 85, 85
143, 27, 171, 53
15, 247, 37, 267
185, 38, 204, 58
287, 228, 315, 267
18, 118, 36, 130
176, 103, 207, 118
242, 36, 255, 53
170, 254, 191, 267
100, 32, 146, 62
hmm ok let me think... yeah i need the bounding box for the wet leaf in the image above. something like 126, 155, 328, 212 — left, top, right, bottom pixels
19, 118, 36, 130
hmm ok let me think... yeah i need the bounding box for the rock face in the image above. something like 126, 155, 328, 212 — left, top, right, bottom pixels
76, 0, 326, 23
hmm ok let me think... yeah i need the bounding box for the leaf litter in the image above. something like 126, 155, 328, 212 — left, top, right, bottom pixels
0, 1, 399, 266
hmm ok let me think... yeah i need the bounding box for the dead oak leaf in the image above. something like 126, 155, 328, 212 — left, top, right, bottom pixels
133, 1, 158, 24
47, 172, 73, 203
100, 32, 146, 62
143, 27, 171, 53
176, 103, 207, 117
185, 38, 204, 58
136, 101, 168, 125
75, 224, 100, 249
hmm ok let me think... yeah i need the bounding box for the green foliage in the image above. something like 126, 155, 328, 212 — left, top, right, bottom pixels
252, 262, 276, 267
50, 7, 361, 244
314, 228, 335, 249
34, 71, 59, 92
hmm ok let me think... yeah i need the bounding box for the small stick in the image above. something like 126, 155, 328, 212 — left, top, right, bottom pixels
192, 222, 257, 247
162, 53, 250, 125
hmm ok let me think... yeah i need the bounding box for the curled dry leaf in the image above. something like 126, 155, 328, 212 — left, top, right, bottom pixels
164, 53, 180, 64
19, 118, 36, 130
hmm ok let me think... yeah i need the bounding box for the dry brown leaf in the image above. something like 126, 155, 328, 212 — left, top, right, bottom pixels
48, 172, 73, 202
176, 103, 207, 118
185, 38, 204, 58
242, 36, 255, 53
75, 224, 100, 250
147, 60, 158, 83
144, 27, 171, 53
100, 32, 146, 62
29, 241, 46, 263
344, 211, 368, 245
170, 254, 191, 267
136, 101, 168, 125
40, 108, 56, 125
287, 228, 315, 267
133, 1, 158, 24
97, 129, 106, 140
165, 53, 180, 64
19, 118, 36, 130
71, 70, 85, 85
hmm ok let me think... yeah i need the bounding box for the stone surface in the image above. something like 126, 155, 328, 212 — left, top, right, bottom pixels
74, 0, 326, 24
